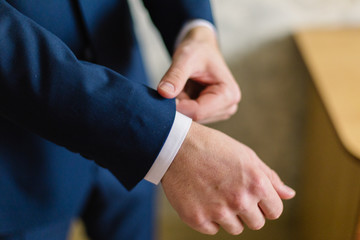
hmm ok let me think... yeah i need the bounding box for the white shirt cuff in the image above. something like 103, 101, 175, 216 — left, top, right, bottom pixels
144, 20, 214, 184
174, 19, 217, 48
144, 111, 192, 184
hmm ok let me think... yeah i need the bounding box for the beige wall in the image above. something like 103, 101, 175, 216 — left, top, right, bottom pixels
130, 0, 360, 84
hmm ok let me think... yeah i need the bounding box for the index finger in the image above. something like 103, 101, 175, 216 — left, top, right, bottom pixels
187, 84, 236, 121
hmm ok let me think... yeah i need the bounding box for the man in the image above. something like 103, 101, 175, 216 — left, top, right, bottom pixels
0, 0, 295, 239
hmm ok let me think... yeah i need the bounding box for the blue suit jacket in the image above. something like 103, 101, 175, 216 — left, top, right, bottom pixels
0, 0, 213, 234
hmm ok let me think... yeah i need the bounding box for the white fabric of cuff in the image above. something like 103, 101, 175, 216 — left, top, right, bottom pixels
174, 19, 217, 48
144, 111, 192, 184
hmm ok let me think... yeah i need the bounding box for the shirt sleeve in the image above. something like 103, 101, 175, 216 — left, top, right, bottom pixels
144, 111, 192, 184
174, 19, 217, 47
142, 0, 215, 54
144, 19, 216, 184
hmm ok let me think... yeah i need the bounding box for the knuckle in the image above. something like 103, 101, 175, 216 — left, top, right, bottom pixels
193, 111, 205, 122
191, 216, 205, 228
183, 212, 218, 235
231, 194, 249, 213
251, 177, 268, 196
181, 210, 203, 227
223, 84, 241, 106
221, 105, 238, 121
179, 208, 221, 235
222, 86, 234, 103
231, 193, 246, 210
212, 208, 228, 222
228, 105, 238, 116
178, 44, 192, 57
235, 86, 242, 103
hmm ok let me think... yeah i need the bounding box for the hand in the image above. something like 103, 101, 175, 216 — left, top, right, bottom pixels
161, 122, 295, 235
157, 27, 241, 124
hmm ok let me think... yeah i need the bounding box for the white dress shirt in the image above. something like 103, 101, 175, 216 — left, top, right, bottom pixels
144, 19, 216, 184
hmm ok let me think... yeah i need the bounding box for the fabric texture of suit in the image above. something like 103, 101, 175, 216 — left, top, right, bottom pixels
0, 0, 214, 236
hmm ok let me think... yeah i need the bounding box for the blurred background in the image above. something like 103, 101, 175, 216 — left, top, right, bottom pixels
127, 1, 360, 239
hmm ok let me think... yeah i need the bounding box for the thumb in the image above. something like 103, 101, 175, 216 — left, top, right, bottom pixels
158, 61, 191, 99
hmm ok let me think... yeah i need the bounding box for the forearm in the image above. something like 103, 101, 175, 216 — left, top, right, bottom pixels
0, 1, 174, 189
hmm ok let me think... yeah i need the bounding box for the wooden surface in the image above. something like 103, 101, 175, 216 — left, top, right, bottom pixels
295, 28, 360, 240
297, 82, 360, 240
357, 216, 360, 240
295, 28, 360, 159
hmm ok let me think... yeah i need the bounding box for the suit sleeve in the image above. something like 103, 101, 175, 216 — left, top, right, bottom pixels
142, 0, 214, 54
0, 1, 175, 190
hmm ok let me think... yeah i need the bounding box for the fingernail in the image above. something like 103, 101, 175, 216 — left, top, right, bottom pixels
282, 185, 296, 196
159, 82, 175, 93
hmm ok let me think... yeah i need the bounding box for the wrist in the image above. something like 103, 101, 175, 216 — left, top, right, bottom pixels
161, 122, 213, 184
174, 19, 217, 49
161, 121, 197, 184
183, 26, 217, 46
